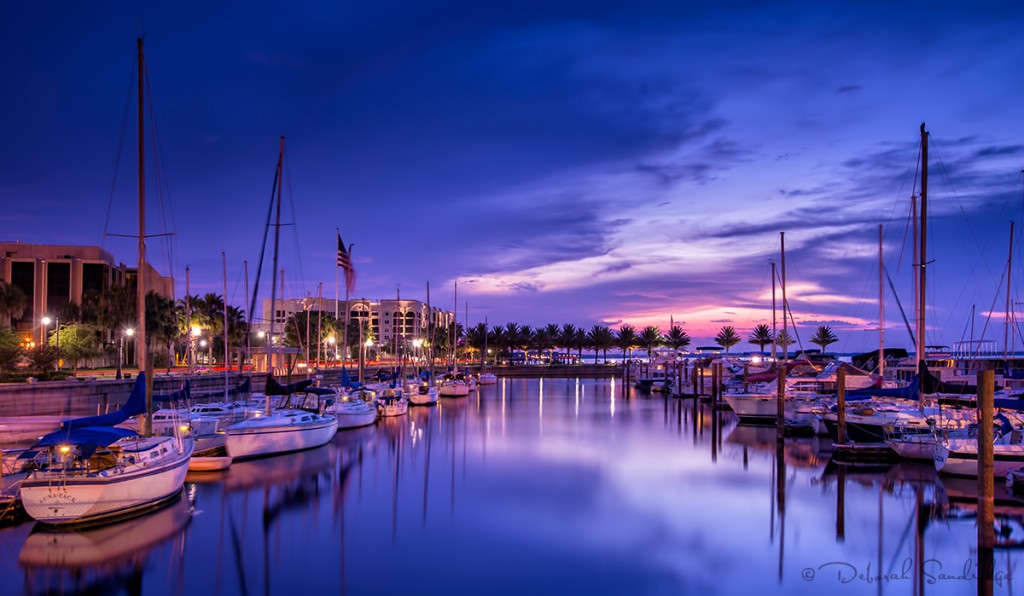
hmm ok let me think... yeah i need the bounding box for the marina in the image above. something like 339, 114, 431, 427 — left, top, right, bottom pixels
0, 376, 1020, 594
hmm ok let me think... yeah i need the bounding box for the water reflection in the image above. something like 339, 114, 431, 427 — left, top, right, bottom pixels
19, 490, 192, 595
2, 379, 1024, 594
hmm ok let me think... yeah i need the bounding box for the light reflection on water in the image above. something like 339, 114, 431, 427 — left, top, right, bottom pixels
0, 377, 1021, 595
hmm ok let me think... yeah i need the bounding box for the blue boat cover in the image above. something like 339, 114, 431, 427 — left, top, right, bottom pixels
265, 375, 314, 395
61, 373, 149, 430
154, 379, 190, 403
340, 368, 363, 389
846, 377, 920, 401
33, 426, 138, 458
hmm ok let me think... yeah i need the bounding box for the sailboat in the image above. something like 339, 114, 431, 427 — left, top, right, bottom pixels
438, 282, 470, 397
224, 137, 338, 459
478, 316, 497, 385
19, 39, 193, 525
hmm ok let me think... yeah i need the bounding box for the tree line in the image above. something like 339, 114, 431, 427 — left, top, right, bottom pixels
0, 279, 843, 378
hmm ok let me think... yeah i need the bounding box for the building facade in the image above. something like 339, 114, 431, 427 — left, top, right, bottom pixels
0, 242, 174, 346
256, 296, 453, 358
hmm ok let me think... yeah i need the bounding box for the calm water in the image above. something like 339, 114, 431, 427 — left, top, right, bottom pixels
0, 378, 1020, 595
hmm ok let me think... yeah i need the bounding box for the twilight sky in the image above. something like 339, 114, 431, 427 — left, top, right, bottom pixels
3, 1, 1024, 353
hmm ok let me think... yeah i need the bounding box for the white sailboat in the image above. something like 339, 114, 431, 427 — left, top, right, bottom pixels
224, 137, 338, 459
21, 40, 193, 524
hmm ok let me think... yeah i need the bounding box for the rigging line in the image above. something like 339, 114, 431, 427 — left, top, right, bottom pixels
884, 266, 916, 346
248, 159, 280, 331
282, 148, 307, 299
144, 67, 179, 284
968, 259, 1009, 360
892, 142, 922, 274
102, 58, 138, 251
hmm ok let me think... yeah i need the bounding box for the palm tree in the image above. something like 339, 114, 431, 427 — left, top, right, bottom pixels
566, 325, 587, 363
541, 323, 561, 362
98, 284, 135, 372
748, 324, 774, 353
146, 292, 179, 372
775, 329, 795, 359
489, 325, 506, 364
810, 325, 839, 354
586, 324, 605, 364
466, 322, 489, 362
518, 325, 534, 361
0, 281, 27, 328
714, 325, 741, 354
503, 322, 520, 362
665, 325, 691, 353
638, 326, 663, 359
616, 324, 638, 360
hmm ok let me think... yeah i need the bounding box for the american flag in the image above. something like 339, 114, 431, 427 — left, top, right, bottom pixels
337, 233, 356, 294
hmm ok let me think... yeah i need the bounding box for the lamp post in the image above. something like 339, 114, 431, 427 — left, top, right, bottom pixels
327, 336, 336, 367
200, 339, 209, 371
413, 338, 423, 365
117, 327, 135, 379
41, 316, 51, 350
190, 326, 201, 376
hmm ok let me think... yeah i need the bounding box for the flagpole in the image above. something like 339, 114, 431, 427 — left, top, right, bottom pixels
335, 228, 340, 368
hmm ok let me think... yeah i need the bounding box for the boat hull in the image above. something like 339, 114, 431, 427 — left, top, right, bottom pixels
439, 384, 469, 397
409, 389, 439, 406
225, 415, 338, 460
935, 440, 1024, 477
721, 393, 779, 422
20, 439, 193, 525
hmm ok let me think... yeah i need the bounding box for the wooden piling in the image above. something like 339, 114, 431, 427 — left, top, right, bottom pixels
978, 368, 995, 549
836, 368, 847, 445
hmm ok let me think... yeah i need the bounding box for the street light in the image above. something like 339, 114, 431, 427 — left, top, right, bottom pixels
117, 327, 135, 379
327, 336, 336, 365
41, 316, 51, 348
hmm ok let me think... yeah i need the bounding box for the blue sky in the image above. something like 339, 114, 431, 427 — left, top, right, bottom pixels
3, 1, 1024, 352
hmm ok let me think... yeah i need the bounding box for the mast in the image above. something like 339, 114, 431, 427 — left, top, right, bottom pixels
222, 251, 229, 400
917, 123, 928, 408
452, 281, 458, 374
427, 282, 433, 383
482, 316, 488, 373
1005, 222, 1014, 362
266, 136, 285, 415
879, 225, 885, 378
186, 266, 193, 376
777, 233, 786, 435
771, 261, 777, 363
243, 260, 249, 374
136, 37, 152, 437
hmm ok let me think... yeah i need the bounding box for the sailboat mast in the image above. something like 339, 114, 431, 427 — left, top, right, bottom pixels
427, 281, 433, 380
136, 37, 152, 437
452, 281, 458, 373
879, 225, 885, 378
777, 233, 787, 433
771, 261, 777, 363
267, 136, 285, 414
918, 123, 928, 407
1005, 222, 1014, 362
223, 251, 229, 400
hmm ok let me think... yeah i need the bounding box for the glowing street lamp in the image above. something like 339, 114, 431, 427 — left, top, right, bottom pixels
117, 327, 135, 379
41, 316, 51, 348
